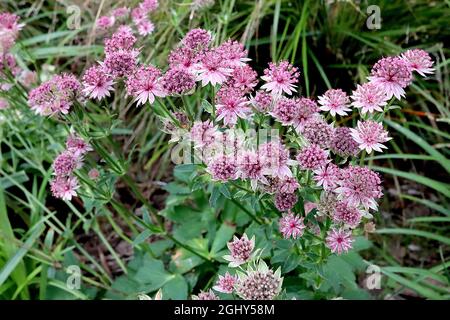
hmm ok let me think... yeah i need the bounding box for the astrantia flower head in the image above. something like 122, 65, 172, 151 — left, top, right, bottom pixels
53, 151, 82, 177
326, 228, 353, 255
217, 39, 250, 67
278, 177, 300, 194
207, 154, 237, 182
251, 90, 273, 112
368, 56, 412, 100
66, 134, 93, 157
224, 233, 255, 267
301, 116, 334, 149
196, 49, 233, 86
259, 141, 292, 178
96, 16, 115, 30
238, 150, 267, 189
350, 120, 392, 153
331, 127, 360, 157
50, 176, 79, 201
103, 49, 139, 78
111, 7, 130, 18
333, 201, 362, 228
318, 89, 351, 116
139, 0, 159, 12
161, 68, 196, 95
227, 64, 258, 94
190, 120, 217, 148
235, 260, 282, 300
168, 47, 201, 73
0, 12, 24, 34
215, 87, 250, 126
297, 144, 329, 170
400, 49, 434, 77
270, 97, 298, 125
28, 73, 81, 116
104, 25, 136, 54
213, 272, 237, 294
136, 19, 155, 36
261, 60, 299, 95
182, 28, 211, 51
82, 65, 114, 100
279, 212, 305, 239
274, 192, 298, 212
351, 82, 389, 114
125, 65, 165, 105
313, 163, 340, 191
335, 165, 383, 210
316, 192, 338, 216
192, 290, 219, 300
293, 97, 320, 131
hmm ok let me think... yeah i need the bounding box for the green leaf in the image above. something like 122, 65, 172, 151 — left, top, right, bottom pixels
162, 274, 188, 300
210, 223, 235, 256
376, 228, 450, 245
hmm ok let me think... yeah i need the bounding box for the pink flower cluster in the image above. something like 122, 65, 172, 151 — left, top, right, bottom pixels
96, 1, 158, 36
50, 134, 92, 201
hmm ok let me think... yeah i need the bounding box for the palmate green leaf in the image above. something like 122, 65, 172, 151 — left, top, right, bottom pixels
384, 119, 450, 174
162, 274, 188, 300
320, 255, 357, 294
371, 166, 450, 198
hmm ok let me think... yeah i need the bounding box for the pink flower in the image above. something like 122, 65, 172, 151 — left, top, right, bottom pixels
53, 151, 83, 177
215, 87, 250, 126
136, 19, 155, 36
261, 61, 299, 95
182, 28, 211, 51
297, 144, 329, 170
196, 50, 233, 86
226, 65, 258, 94
223, 234, 255, 267
111, 7, 130, 18
96, 16, 115, 30
326, 228, 353, 255
333, 202, 362, 228
351, 82, 389, 114
207, 154, 237, 181
103, 49, 139, 78
0, 12, 24, 34
104, 25, 136, 54
279, 212, 305, 239
293, 97, 320, 131
82, 65, 114, 100
368, 56, 412, 100
238, 150, 267, 189
19, 70, 37, 87
139, 0, 159, 13
313, 163, 340, 191
216, 40, 250, 67
270, 97, 298, 126
192, 290, 219, 300
168, 47, 200, 74
274, 192, 298, 212
50, 176, 79, 201
259, 141, 293, 178
278, 177, 300, 194
331, 127, 359, 157
190, 120, 217, 148
213, 272, 237, 294
28, 73, 80, 116
350, 120, 391, 153
66, 134, 93, 156
161, 68, 196, 95
301, 116, 334, 149
335, 165, 382, 210
400, 49, 434, 77
125, 65, 165, 105
251, 90, 273, 112
318, 89, 351, 116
